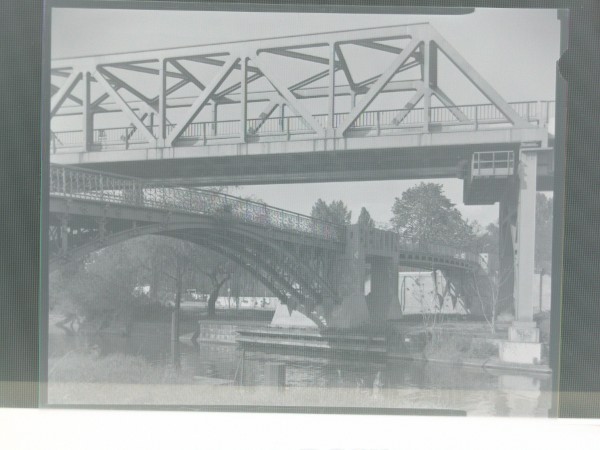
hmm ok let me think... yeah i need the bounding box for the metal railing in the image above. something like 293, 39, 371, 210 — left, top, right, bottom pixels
49, 165, 344, 241
50, 100, 555, 152
372, 221, 486, 269
397, 239, 483, 268
471, 150, 515, 178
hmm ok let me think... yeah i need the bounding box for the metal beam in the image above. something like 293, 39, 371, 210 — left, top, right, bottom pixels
95, 68, 157, 144
263, 48, 330, 65
109, 62, 187, 80
253, 54, 325, 137
166, 55, 239, 146
355, 40, 403, 54
391, 86, 424, 125
52, 24, 425, 69
50, 70, 82, 117
328, 44, 336, 130
82, 71, 93, 152
429, 28, 530, 127
54, 79, 422, 116
431, 87, 470, 122
334, 45, 356, 90
240, 57, 247, 143
338, 36, 421, 134
51, 83, 83, 106
169, 59, 206, 90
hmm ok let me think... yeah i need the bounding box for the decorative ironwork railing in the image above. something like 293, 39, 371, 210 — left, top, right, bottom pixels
49, 165, 344, 241
368, 221, 485, 269
50, 100, 555, 152
397, 239, 483, 268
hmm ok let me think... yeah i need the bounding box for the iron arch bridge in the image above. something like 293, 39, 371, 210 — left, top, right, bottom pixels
48, 165, 484, 325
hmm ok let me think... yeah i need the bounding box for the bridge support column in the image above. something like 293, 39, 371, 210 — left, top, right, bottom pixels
499, 148, 542, 365
367, 256, 402, 326
327, 225, 370, 329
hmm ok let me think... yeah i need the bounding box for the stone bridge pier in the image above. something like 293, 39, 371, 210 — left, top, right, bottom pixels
325, 225, 402, 330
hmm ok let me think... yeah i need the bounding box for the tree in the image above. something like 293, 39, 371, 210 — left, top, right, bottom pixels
357, 207, 375, 228
391, 182, 477, 249
311, 199, 352, 225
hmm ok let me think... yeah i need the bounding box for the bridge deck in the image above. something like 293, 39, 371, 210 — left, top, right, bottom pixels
49, 165, 483, 273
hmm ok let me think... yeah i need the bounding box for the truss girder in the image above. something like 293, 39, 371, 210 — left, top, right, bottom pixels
50, 23, 536, 153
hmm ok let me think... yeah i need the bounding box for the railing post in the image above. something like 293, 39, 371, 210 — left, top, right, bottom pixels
62, 167, 67, 195
376, 111, 381, 136
474, 105, 479, 131
203, 122, 207, 145
286, 117, 290, 140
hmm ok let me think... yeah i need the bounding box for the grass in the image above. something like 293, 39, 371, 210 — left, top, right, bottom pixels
48, 351, 183, 385
423, 331, 498, 363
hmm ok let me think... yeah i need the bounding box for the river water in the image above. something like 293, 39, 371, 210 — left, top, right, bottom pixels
47, 321, 553, 417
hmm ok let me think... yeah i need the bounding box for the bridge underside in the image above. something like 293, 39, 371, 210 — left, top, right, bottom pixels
59, 143, 553, 193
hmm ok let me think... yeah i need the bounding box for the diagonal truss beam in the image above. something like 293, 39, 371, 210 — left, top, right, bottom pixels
354, 59, 421, 90
263, 48, 330, 65
431, 87, 470, 122
50, 71, 82, 117
216, 72, 262, 98
392, 86, 424, 125
429, 30, 530, 128
94, 68, 157, 143
166, 55, 239, 146
51, 84, 83, 106
252, 55, 325, 137
249, 98, 281, 134
169, 60, 206, 90
110, 62, 187, 80
334, 45, 355, 90
355, 40, 403, 54
338, 36, 421, 134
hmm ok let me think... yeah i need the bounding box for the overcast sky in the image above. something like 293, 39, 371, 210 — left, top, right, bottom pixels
51, 7, 560, 228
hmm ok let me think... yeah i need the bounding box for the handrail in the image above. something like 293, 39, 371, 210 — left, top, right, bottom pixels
397, 239, 482, 267
50, 100, 556, 148
49, 164, 345, 241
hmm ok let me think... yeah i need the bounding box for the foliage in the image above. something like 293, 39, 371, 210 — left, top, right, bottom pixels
391, 182, 477, 249
356, 207, 375, 228
311, 199, 352, 225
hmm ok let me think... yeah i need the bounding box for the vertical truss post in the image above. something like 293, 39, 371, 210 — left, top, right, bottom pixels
82, 71, 93, 152
328, 43, 336, 133
429, 40, 438, 89
212, 101, 218, 136
240, 57, 248, 143
422, 41, 432, 132
158, 59, 167, 146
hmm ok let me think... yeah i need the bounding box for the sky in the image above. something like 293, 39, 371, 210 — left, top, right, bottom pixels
51, 7, 560, 228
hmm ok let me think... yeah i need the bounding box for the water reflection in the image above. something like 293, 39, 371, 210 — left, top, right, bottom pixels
48, 328, 552, 417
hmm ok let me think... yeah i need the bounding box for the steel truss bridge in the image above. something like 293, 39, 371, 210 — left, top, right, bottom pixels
49, 165, 483, 325
48, 23, 556, 335
49, 23, 553, 191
